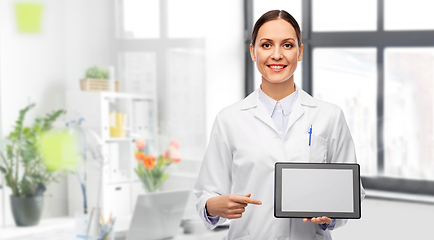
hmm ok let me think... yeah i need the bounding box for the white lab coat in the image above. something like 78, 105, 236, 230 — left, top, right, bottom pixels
194, 87, 366, 240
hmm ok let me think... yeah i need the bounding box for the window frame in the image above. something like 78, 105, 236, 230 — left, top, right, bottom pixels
244, 0, 434, 196
112, 0, 206, 160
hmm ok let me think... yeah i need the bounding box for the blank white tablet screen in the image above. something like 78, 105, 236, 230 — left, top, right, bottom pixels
281, 169, 353, 212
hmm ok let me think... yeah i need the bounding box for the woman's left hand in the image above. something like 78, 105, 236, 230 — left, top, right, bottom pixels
303, 216, 331, 225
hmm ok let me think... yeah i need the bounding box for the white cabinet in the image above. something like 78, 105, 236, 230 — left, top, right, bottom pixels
66, 91, 157, 218
103, 182, 132, 217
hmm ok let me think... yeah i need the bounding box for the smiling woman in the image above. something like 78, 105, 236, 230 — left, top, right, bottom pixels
194, 9, 365, 240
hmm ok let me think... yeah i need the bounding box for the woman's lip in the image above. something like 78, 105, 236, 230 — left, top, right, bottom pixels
267, 65, 287, 72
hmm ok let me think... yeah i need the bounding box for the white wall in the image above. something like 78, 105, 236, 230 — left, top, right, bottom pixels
0, 13, 3, 226
0, 0, 66, 133
64, 0, 112, 93
0, 175, 3, 226
0, 0, 110, 225
0, 0, 67, 225
332, 197, 434, 239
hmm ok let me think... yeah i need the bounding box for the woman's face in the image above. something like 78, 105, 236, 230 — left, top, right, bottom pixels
250, 19, 303, 84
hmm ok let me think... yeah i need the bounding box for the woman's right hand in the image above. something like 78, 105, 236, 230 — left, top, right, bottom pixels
206, 193, 262, 219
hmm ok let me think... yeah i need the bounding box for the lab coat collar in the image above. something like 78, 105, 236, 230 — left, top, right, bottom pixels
258, 86, 298, 117
297, 87, 317, 107
241, 85, 316, 136
240, 84, 316, 110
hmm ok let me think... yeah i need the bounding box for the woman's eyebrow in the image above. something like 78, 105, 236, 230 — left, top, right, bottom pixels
259, 37, 295, 42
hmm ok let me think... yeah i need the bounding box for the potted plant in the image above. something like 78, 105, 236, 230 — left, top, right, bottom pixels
0, 103, 66, 226
80, 66, 119, 92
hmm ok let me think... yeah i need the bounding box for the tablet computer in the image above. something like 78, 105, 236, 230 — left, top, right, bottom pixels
274, 162, 361, 219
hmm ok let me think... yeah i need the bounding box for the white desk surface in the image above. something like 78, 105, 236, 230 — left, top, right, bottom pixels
0, 215, 228, 240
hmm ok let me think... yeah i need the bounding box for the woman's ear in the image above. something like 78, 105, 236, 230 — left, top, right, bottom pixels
298, 43, 304, 62
250, 44, 256, 62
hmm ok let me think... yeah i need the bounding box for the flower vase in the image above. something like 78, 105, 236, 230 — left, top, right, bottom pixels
142, 180, 164, 193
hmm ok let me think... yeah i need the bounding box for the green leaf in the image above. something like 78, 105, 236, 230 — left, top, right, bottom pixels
6, 145, 14, 160
40, 109, 66, 131
0, 103, 68, 197
85, 66, 108, 79
12, 103, 35, 140
101, 70, 109, 79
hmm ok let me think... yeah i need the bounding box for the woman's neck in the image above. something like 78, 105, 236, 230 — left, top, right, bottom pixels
261, 78, 295, 101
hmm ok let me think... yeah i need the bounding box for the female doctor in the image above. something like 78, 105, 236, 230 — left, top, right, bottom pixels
194, 10, 365, 240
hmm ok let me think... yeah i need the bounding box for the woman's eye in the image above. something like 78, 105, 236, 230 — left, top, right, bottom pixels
284, 43, 293, 48
262, 43, 271, 48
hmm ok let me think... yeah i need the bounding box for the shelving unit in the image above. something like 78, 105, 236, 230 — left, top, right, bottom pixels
65, 91, 158, 219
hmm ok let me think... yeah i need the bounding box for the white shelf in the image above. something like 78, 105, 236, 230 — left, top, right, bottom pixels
66, 91, 158, 219
68, 90, 154, 100
105, 137, 133, 142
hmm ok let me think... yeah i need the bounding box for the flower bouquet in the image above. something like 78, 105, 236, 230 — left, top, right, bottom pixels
134, 139, 181, 192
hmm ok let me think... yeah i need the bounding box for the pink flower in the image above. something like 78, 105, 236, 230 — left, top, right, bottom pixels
170, 147, 182, 163
169, 140, 180, 150
164, 150, 170, 159
135, 139, 146, 151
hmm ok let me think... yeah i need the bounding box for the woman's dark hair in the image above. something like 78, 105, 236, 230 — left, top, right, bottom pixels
251, 10, 302, 47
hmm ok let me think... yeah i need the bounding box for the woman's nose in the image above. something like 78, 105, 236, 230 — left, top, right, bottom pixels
271, 47, 283, 60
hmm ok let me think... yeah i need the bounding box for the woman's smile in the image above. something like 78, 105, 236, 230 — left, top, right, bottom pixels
267, 64, 287, 72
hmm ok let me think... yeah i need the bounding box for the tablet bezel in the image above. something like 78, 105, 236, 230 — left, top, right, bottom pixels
274, 162, 361, 219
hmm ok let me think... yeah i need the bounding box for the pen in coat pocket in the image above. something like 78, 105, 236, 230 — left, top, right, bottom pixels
308, 125, 312, 146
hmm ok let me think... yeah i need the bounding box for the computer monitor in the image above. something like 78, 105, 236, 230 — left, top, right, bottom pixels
126, 189, 190, 240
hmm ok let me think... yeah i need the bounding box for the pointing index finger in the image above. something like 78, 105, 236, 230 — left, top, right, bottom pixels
233, 195, 262, 205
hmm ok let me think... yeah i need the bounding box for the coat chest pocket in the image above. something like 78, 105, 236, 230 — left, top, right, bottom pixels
299, 133, 328, 163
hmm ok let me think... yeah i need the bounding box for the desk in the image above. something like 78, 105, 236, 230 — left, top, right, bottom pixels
0, 216, 228, 240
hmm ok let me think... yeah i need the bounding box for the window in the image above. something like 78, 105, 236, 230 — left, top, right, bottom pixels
121, 0, 160, 38
384, 48, 434, 180
313, 48, 377, 176
116, 0, 244, 160
246, 0, 434, 195
167, 0, 206, 38
116, 0, 207, 160
312, 0, 377, 32
384, 0, 434, 31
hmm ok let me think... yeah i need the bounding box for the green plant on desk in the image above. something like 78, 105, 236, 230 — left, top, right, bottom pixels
0, 103, 67, 197
85, 66, 109, 79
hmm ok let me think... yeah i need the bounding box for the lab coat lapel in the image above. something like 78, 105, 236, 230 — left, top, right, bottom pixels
254, 102, 278, 132
284, 88, 316, 136
241, 89, 278, 132
285, 101, 304, 134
